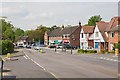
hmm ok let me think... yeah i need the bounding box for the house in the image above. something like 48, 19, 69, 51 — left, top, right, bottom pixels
44, 31, 50, 46
16, 36, 29, 47
80, 26, 95, 50
107, 17, 120, 51
44, 22, 82, 48
93, 21, 109, 51
61, 25, 81, 48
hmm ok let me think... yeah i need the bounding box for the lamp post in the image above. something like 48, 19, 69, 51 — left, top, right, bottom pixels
0, 57, 3, 80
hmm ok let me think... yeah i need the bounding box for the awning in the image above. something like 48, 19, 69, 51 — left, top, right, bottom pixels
54, 40, 62, 44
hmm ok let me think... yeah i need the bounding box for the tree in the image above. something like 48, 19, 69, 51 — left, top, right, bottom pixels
114, 42, 120, 52
3, 29, 15, 42
24, 25, 50, 43
0, 18, 15, 42
14, 28, 24, 42
87, 15, 102, 26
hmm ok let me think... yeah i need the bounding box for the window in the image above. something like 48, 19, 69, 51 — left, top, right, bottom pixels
81, 33, 83, 38
110, 32, 114, 38
85, 34, 88, 38
65, 35, 67, 38
95, 32, 99, 37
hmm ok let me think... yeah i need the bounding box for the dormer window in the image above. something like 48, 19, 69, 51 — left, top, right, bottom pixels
110, 31, 114, 38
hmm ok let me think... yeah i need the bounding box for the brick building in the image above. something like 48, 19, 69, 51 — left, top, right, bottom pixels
107, 17, 120, 51
44, 22, 82, 48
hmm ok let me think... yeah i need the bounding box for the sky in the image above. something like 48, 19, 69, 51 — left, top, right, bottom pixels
0, 0, 119, 30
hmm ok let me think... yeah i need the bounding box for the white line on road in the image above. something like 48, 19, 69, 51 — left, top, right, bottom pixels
24, 54, 57, 79
25, 55, 30, 59
23, 56, 28, 59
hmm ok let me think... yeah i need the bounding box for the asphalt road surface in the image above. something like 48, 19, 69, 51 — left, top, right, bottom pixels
3, 47, 119, 79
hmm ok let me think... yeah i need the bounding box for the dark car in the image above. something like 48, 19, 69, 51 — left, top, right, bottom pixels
26, 45, 31, 49
63, 44, 77, 49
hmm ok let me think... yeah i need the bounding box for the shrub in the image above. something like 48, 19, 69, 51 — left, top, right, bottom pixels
78, 49, 84, 53
101, 50, 108, 54
87, 50, 97, 53
1, 40, 14, 55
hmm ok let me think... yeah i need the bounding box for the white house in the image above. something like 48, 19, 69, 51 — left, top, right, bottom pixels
80, 26, 94, 50
93, 21, 109, 51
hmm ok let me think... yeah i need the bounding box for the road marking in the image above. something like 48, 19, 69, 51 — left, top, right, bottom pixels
23, 56, 28, 59
49, 72, 58, 79
24, 53, 58, 79
25, 55, 30, 59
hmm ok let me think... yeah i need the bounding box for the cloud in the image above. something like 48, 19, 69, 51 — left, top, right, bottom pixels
2, 5, 29, 18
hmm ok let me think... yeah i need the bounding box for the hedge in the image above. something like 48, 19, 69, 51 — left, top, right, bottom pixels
78, 49, 97, 54
0, 40, 14, 55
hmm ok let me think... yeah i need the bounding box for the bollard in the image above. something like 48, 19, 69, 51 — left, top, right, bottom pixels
40, 49, 43, 53
7, 53, 11, 59
115, 48, 119, 56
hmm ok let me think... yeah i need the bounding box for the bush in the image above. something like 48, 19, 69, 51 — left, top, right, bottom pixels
101, 50, 108, 54
87, 50, 97, 53
78, 49, 97, 54
1, 40, 14, 55
78, 49, 84, 53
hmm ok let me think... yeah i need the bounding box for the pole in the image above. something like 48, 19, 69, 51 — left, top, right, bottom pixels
1, 60, 3, 80
55, 46, 56, 52
71, 45, 72, 54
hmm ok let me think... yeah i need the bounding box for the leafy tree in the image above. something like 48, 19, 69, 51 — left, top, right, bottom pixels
0, 18, 15, 42
24, 25, 50, 43
87, 15, 102, 26
3, 29, 15, 42
14, 28, 24, 42
114, 42, 120, 52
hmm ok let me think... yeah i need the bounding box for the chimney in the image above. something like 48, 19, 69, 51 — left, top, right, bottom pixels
61, 25, 64, 30
79, 21, 81, 27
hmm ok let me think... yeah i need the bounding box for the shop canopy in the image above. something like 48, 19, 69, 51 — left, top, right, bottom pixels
54, 40, 62, 44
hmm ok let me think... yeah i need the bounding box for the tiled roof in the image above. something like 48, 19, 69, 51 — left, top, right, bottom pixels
48, 26, 81, 37
106, 17, 120, 32
82, 26, 95, 33
96, 21, 109, 42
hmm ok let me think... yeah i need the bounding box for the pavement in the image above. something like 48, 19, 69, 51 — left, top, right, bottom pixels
2, 47, 119, 79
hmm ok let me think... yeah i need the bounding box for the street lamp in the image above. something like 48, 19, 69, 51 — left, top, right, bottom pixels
0, 57, 3, 80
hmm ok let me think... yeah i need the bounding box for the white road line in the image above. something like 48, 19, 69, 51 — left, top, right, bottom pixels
24, 54, 57, 79
25, 55, 30, 59
23, 56, 28, 59
49, 72, 58, 79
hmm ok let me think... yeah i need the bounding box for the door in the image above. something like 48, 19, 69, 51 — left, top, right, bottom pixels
95, 42, 100, 49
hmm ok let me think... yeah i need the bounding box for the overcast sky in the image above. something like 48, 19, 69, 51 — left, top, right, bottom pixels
1, 1, 119, 30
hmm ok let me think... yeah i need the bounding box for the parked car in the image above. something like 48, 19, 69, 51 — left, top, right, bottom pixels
48, 45, 56, 48
84, 46, 94, 50
26, 45, 31, 49
34, 46, 41, 50
56, 44, 63, 49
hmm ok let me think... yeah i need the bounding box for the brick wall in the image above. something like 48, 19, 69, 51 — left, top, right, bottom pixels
70, 27, 80, 47
108, 31, 119, 51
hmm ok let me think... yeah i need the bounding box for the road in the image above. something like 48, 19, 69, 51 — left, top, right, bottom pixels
3, 47, 119, 79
